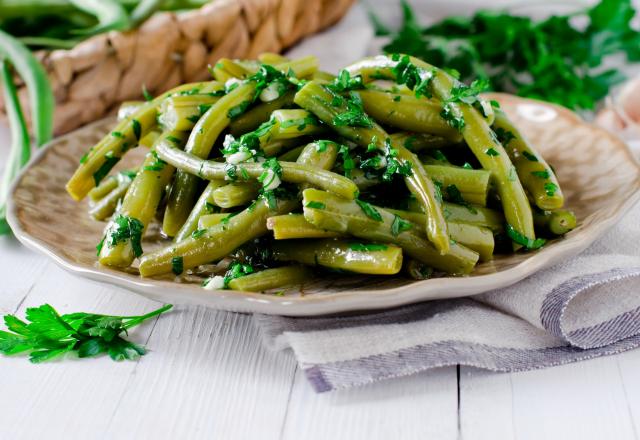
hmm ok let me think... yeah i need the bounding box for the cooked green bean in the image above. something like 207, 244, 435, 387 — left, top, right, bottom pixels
88, 169, 137, 202
346, 55, 535, 247
272, 239, 404, 275
88, 178, 132, 221
271, 109, 325, 139
66, 81, 219, 200
403, 202, 505, 233
227, 265, 312, 291
294, 80, 450, 253
98, 131, 184, 268
197, 213, 230, 229
493, 109, 565, 210
229, 91, 295, 136
357, 89, 462, 141
138, 198, 298, 277
533, 209, 577, 236
302, 188, 478, 274
390, 132, 457, 152
117, 101, 145, 121
162, 83, 257, 236
258, 53, 290, 64
213, 182, 260, 208
277, 145, 304, 162
267, 214, 342, 239
174, 179, 226, 242
155, 142, 359, 200
158, 93, 223, 131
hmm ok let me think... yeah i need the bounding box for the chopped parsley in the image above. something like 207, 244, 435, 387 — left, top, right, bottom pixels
506, 224, 546, 250
522, 151, 538, 162
495, 127, 516, 146
485, 148, 500, 156
92, 152, 120, 186
111, 131, 124, 138
142, 85, 153, 102
446, 184, 477, 213
227, 101, 251, 119
440, 102, 465, 131
171, 256, 184, 275
349, 243, 389, 251
142, 150, 167, 172
327, 69, 365, 93
132, 119, 141, 140
305, 201, 326, 210
544, 182, 558, 196
338, 144, 355, 178
355, 199, 383, 222
102, 214, 144, 258
531, 170, 550, 179
391, 215, 413, 236
223, 262, 254, 287
332, 91, 374, 128
191, 229, 207, 239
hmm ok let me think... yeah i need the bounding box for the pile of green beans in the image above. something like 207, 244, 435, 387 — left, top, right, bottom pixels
68, 53, 576, 293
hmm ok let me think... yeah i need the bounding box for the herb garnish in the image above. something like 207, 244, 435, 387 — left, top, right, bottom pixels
306, 201, 326, 210
101, 214, 144, 257
391, 215, 413, 236
349, 243, 389, 251
223, 262, 254, 287
142, 150, 167, 172
506, 224, 546, 250
0, 303, 172, 363
171, 256, 184, 275
355, 199, 383, 222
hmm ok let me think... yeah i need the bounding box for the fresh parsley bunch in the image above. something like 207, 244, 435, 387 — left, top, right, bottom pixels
372, 0, 640, 110
0, 303, 172, 363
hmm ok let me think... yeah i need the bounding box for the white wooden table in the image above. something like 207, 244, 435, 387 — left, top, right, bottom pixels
4, 2, 640, 437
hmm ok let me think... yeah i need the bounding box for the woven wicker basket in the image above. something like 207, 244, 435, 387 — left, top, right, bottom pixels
1, 0, 354, 135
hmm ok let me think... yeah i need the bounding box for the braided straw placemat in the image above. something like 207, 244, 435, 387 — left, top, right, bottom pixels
1, 0, 354, 135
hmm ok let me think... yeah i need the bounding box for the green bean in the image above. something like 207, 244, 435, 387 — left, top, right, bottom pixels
357, 90, 462, 141
493, 109, 565, 210
403, 202, 505, 233
390, 132, 456, 152
424, 164, 490, 206
302, 189, 478, 274
0, 59, 31, 234
98, 131, 185, 268
262, 139, 303, 158
67, 81, 218, 200
0, 29, 54, 147
197, 213, 230, 229
404, 259, 434, 280
296, 141, 339, 170
158, 93, 223, 131
227, 265, 312, 292
277, 145, 304, 162
258, 53, 290, 64
117, 101, 145, 121
69, 0, 130, 35
88, 178, 132, 221
213, 182, 260, 208
271, 239, 404, 275
174, 180, 226, 242
533, 209, 577, 236
138, 197, 298, 277
346, 55, 535, 247
267, 214, 342, 239
88, 169, 136, 202
155, 142, 359, 200
211, 58, 254, 82
139, 129, 161, 149
294, 80, 450, 253
162, 83, 257, 237
312, 71, 337, 82
229, 91, 295, 136
271, 109, 325, 139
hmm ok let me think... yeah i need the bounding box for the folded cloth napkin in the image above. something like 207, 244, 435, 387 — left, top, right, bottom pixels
255, 4, 640, 393
255, 196, 640, 392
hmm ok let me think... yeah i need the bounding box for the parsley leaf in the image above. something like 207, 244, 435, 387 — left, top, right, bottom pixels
0, 304, 172, 363
506, 224, 546, 250
355, 199, 383, 222
305, 201, 326, 210
391, 215, 413, 236
349, 243, 389, 251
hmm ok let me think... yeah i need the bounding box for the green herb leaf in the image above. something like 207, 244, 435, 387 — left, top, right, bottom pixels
506, 224, 546, 250
391, 215, 413, 236
349, 243, 389, 251
355, 199, 383, 222
0, 304, 172, 363
171, 256, 184, 275
305, 201, 326, 210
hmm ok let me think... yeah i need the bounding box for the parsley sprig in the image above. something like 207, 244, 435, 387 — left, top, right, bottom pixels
373, 0, 640, 110
0, 304, 172, 363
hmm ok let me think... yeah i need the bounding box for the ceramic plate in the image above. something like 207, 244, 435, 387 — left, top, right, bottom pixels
7, 94, 640, 316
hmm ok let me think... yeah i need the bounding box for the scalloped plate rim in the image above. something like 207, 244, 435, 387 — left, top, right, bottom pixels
7, 94, 640, 316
